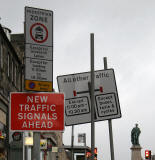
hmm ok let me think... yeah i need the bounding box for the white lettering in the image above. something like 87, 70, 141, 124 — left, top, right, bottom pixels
25, 104, 29, 111
37, 104, 41, 111
27, 96, 33, 103
21, 121, 54, 129
26, 95, 48, 103
19, 104, 24, 111
35, 96, 39, 103
42, 104, 47, 111
41, 113, 47, 120
47, 121, 53, 128
41, 122, 46, 128
35, 121, 40, 128
50, 105, 56, 111
22, 121, 28, 128
18, 113, 23, 119
52, 113, 57, 120
31, 105, 36, 111
29, 121, 35, 128
34, 113, 40, 120
27, 113, 33, 120
40, 96, 48, 103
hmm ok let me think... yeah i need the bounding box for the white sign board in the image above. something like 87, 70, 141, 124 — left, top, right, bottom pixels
57, 69, 121, 126
25, 7, 53, 91
40, 139, 47, 150
78, 133, 86, 143
25, 58, 52, 81
25, 7, 53, 46
52, 147, 58, 152
25, 44, 53, 60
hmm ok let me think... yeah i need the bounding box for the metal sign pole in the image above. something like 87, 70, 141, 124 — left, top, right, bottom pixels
71, 125, 74, 160
31, 132, 40, 160
84, 134, 87, 160
23, 132, 25, 160
104, 57, 115, 160
90, 33, 95, 160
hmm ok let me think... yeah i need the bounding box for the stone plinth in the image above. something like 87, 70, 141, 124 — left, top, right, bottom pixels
131, 145, 142, 160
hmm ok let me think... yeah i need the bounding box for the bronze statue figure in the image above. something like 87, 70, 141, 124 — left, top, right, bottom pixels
131, 124, 141, 145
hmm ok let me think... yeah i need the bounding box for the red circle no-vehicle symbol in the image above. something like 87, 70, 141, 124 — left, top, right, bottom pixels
30, 23, 48, 43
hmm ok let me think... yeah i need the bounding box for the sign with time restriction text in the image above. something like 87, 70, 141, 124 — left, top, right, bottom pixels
10, 92, 64, 131
25, 7, 53, 92
57, 69, 121, 126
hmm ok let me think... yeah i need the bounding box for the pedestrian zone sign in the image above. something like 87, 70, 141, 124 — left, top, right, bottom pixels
24, 7, 53, 92
57, 69, 121, 126
10, 92, 64, 131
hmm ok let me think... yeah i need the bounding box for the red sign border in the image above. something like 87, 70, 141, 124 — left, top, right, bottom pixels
10, 92, 65, 132
30, 23, 48, 43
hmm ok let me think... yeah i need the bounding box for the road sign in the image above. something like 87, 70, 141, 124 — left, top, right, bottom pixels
57, 69, 121, 126
25, 58, 53, 81
25, 7, 53, 46
12, 132, 22, 141
10, 92, 64, 131
40, 139, 47, 150
30, 23, 48, 43
25, 7, 53, 91
78, 133, 86, 143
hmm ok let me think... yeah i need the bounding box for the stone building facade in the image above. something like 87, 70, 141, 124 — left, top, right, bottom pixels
0, 24, 23, 160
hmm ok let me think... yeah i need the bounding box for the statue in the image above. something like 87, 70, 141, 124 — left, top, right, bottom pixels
131, 124, 141, 145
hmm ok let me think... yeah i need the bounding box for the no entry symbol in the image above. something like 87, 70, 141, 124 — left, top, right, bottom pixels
30, 23, 48, 43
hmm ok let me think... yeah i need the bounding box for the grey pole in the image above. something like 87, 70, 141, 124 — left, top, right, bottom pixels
71, 125, 74, 160
23, 132, 25, 160
90, 33, 95, 160
31, 132, 40, 160
84, 134, 87, 160
104, 57, 115, 160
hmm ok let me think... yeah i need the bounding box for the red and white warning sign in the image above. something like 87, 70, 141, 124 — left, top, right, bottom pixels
25, 7, 53, 46
30, 23, 48, 43
10, 92, 64, 131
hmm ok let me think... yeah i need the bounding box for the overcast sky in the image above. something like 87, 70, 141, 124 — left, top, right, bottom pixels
1, 0, 155, 159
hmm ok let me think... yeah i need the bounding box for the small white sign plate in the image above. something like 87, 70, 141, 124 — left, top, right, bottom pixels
25, 58, 52, 81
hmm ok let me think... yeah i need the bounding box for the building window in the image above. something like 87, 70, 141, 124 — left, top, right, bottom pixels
16, 65, 21, 89
0, 42, 3, 69
18, 69, 21, 91
0, 41, 2, 67
7, 53, 10, 77
11, 60, 17, 86
11, 60, 14, 83
14, 64, 17, 86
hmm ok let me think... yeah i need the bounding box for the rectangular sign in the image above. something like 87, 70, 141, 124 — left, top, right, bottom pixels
65, 96, 90, 116
10, 92, 64, 131
25, 80, 52, 92
78, 133, 86, 143
25, 7, 53, 46
25, 44, 53, 60
57, 69, 121, 126
25, 58, 53, 81
40, 139, 47, 150
95, 93, 118, 117
25, 7, 53, 92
